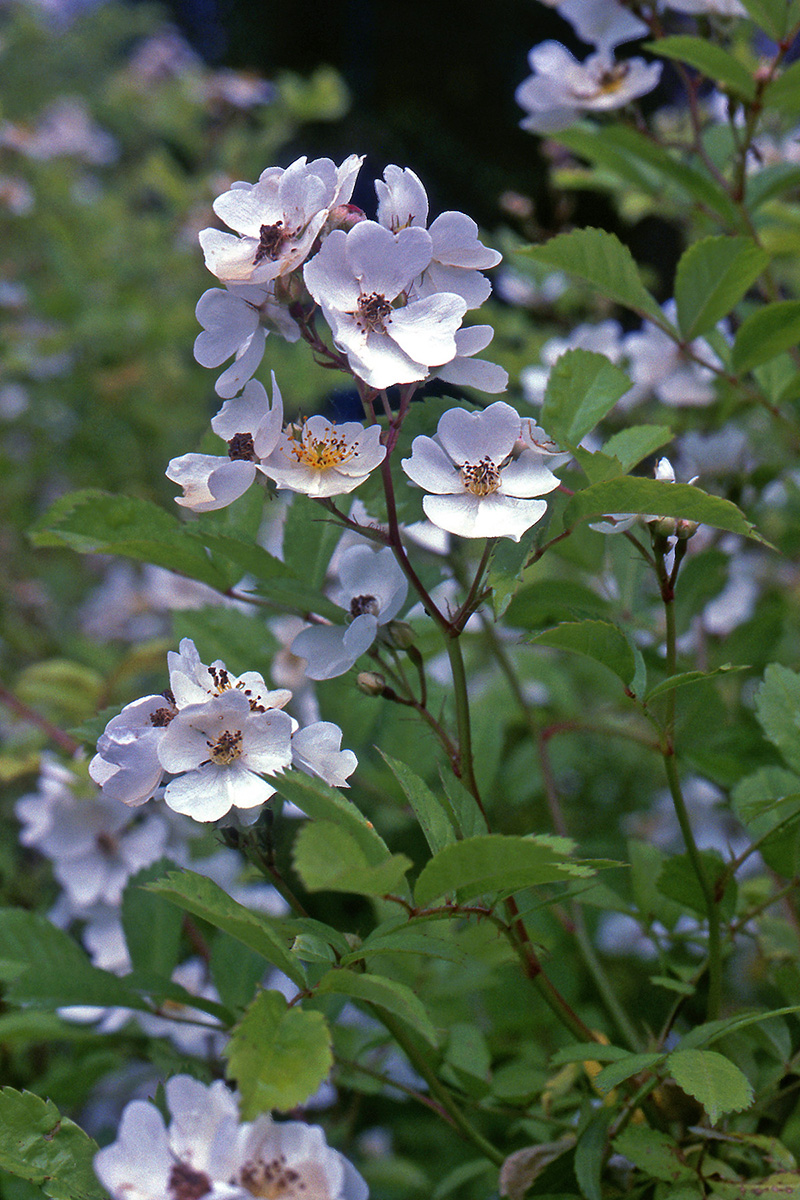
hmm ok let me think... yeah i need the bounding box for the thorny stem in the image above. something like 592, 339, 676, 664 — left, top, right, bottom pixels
372, 1007, 505, 1167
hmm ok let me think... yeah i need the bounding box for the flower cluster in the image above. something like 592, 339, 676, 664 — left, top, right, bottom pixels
90, 638, 357, 823
94, 1074, 368, 1200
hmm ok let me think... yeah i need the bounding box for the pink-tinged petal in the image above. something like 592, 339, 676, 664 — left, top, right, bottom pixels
94, 1101, 172, 1200
423, 492, 548, 540
436, 401, 520, 466
304, 230, 361, 310
375, 165, 428, 231
428, 211, 501, 269
345, 221, 433, 299
402, 435, 462, 494
199, 227, 260, 281
389, 293, 467, 367
500, 452, 561, 497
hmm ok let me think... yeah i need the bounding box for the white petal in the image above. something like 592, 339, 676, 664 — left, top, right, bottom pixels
423, 492, 548, 540
436, 401, 520, 466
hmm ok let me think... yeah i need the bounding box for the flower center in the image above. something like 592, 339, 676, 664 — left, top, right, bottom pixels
207, 729, 243, 765
460, 458, 502, 497
228, 431, 256, 461
596, 62, 629, 95
169, 1161, 213, 1200
350, 593, 379, 619
240, 1156, 316, 1199
96, 830, 118, 856
286, 421, 354, 470
253, 221, 291, 265
356, 291, 392, 333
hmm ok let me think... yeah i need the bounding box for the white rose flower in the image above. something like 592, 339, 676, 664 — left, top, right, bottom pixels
304, 219, 467, 389
516, 42, 662, 134
194, 284, 299, 399
90, 693, 176, 807
401, 401, 561, 541
260, 415, 386, 498
290, 721, 359, 787
554, 0, 649, 51
199, 153, 363, 285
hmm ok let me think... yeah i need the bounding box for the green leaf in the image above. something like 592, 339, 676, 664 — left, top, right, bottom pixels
732, 766, 800, 823
523, 227, 668, 325
438, 772, 489, 838
708, 1173, 800, 1199
281, 492, 343, 590
612, 1126, 695, 1185
145, 869, 305, 987
763, 59, 800, 111
316, 967, 439, 1046
225, 990, 333, 1117
414, 834, 595, 907
594, 1053, 665, 1094
530, 620, 637, 689
575, 1108, 616, 1200
739, 0, 800, 39
555, 124, 740, 227
564, 478, 764, 542
504, 579, 611, 630
680, 1007, 800, 1051
487, 524, 539, 618
601, 425, 673, 473
0, 1089, 104, 1200
644, 664, 746, 704
666, 1048, 753, 1125
657, 851, 737, 920
29, 489, 230, 590
0, 909, 140, 1011
732, 302, 800, 374
541, 349, 633, 446
379, 751, 457, 854
549, 1043, 629, 1067
272, 770, 392, 864
674, 236, 769, 340
121, 860, 184, 978
647, 37, 756, 101
292, 821, 412, 896
755, 664, 800, 773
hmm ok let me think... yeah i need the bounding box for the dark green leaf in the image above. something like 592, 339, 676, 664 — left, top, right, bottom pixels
292, 821, 412, 896
379, 751, 457, 854
414, 834, 595, 907
121, 860, 184, 977
647, 37, 756, 101
739, 0, 800, 39
564, 478, 763, 542
575, 1108, 616, 1200
613, 1126, 695, 1185
530, 620, 637, 688
272, 770, 393, 863
763, 59, 800, 111
732, 302, 800, 374
601, 425, 673, 473
594, 1053, 665, 1094
666, 1048, 753, 1125
316, 967, 439, 1046
657, 851, 736, 920
755, 664, 800, 773
644, 664, 746, 704
541, 349, 633, 446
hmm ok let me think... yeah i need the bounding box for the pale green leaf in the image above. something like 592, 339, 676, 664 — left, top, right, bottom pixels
273, 770, 392, 864
0, 1089, 104, 1200
666, 1048, 754, 1125
522, 227, 667, 325
530, 620, 636, 688
674, 236, 769, 339
644, 664, 746, 704
594, 1053, 665, 1094
613, 1126, 696, 1185
316, 967, 439, 1046
121, 860, 184, 978
601, 425, 673, 472
732, 302, 800, 374
145, 869, 305, 987
755, 664, 800, 773
225, 990, 333, 1117
292, 821, 412, 896
414, 834, 595, 907
541, 349, 633, 446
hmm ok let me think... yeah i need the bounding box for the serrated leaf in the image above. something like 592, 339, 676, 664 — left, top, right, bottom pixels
344, 926, 465, 966
755, 664, 800, 773
667, 1048, 753, 1125
29, 489, 230, 590
674, 236, 769, 340
541, 349, 633, 446
292, 821, 411, 896
379, 751, 457, 854
145, 869, 305, 987
530, 620, 636, 688
732, 766, 800, 823
414, 834, 595, 907
647, 37, 756, 101
602, 425, 673, 472
316, 967, 439, 1046
225, 990, 333, 1116
272, 770, 392, 863
564, 477, 763, 541
709, 1172, 800, 1199
0, 1089, 104, 1200
523, 227, 667, 325
121, 860, 184, 978
613, 1126, 695, 1184
732, 302, 800, 374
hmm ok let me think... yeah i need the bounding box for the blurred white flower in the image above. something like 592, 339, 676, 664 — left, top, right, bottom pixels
516, 42, 662, 134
